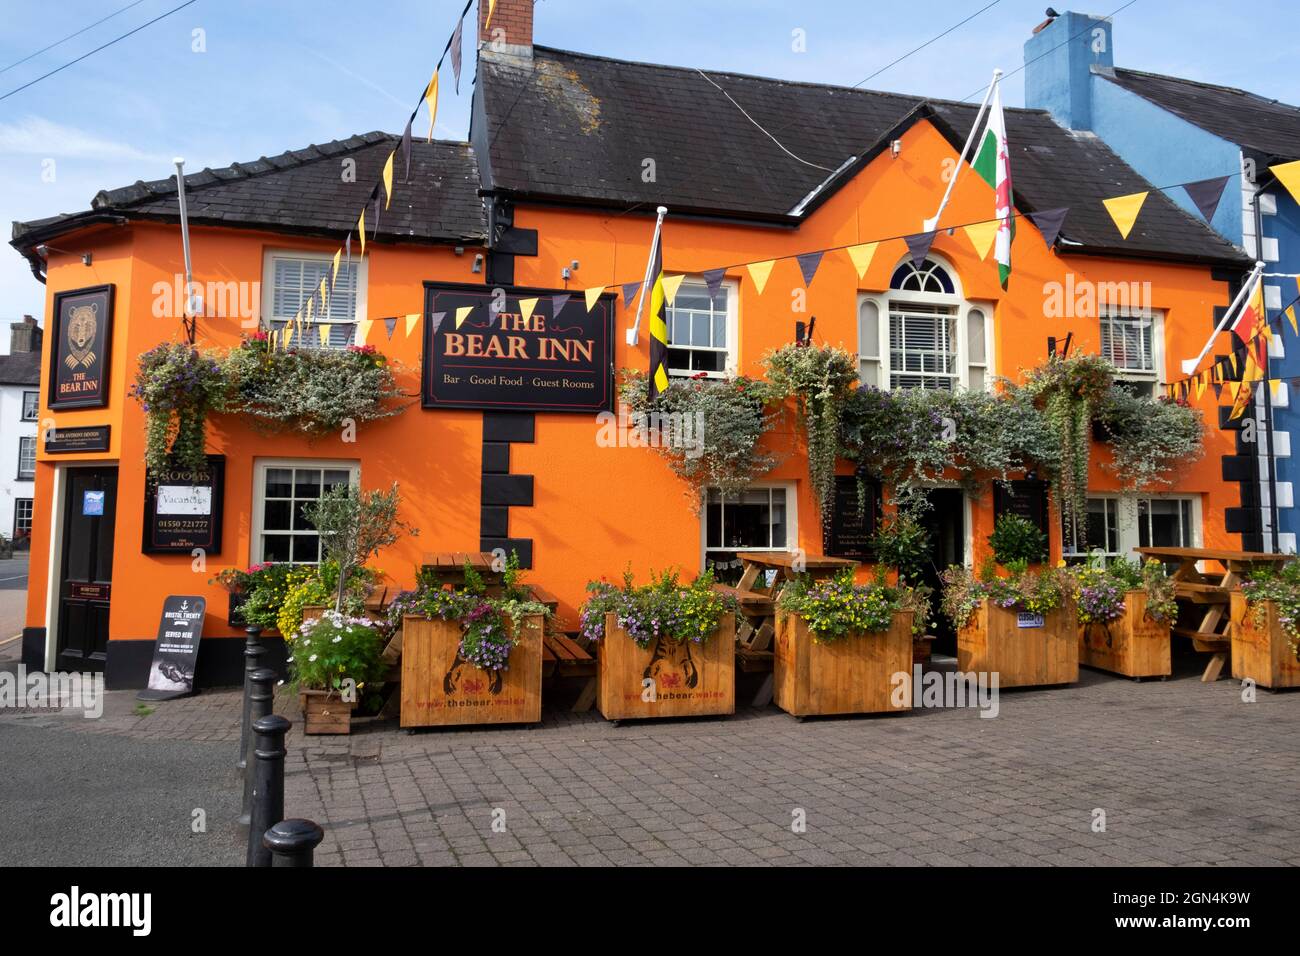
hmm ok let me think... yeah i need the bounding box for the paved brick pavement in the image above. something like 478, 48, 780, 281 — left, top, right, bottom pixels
3, 655, 1297, 867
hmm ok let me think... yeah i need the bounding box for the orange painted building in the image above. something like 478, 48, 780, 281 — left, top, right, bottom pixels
10, 2, 1252, 686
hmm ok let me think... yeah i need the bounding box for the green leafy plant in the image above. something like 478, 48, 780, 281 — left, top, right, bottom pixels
763, 343, 859, 524
1241, 561, 1300, 656
579, 569, 735, 647
222, 336, 409, 435
130, 342, 229, 475
303, 482, 416, 613
988, 514, 1048, 566
940, 562, 1072, 627
1017, 353, 1115, 548
1097, 388, 1204, 490
619, 371, 778, 501
288, 610, 386, 697
229, 563, 298, 631
870, 511, 930, 584
777, 568, 905, 642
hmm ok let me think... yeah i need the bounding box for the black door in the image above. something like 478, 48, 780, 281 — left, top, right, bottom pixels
56, 467, 117, 672
918, 488, 966, 655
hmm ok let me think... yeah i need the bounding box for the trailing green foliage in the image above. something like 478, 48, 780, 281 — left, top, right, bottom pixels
130, 342, 229, 475
1097, 389, 1204, 490
763, 344, 859, 524
619, 370, 778, 500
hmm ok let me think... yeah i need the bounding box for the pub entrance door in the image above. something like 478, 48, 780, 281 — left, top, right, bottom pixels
918, 488, 966, 655
55, 467, 117, 672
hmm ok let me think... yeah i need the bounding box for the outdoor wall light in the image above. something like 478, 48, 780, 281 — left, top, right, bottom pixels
891, 139, 902, 158
472, 253, 484, 273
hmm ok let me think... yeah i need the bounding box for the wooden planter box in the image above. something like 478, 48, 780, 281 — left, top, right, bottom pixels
958, 600, 1078, 688
1230, 594, 1300, 689
597, 613, 735, 720
1078, 590, 1171, 679
300, 689, 351, 735
774, 611, 913, 717
399, 614, 543, 727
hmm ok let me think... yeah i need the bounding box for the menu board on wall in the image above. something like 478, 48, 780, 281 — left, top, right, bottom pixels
422, 282, 615, 413
49, 285, 113, 410
142, 456, 225, 554
824, 475, 881, 561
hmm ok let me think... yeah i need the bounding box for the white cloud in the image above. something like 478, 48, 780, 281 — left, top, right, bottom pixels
0, 116, 169, 163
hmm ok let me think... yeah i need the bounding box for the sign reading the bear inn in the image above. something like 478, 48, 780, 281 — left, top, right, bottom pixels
49, 285, 113, 410
422, 282, 615, 414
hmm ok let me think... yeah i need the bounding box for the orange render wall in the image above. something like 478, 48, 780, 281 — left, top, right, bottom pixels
26, 116, 1240, 650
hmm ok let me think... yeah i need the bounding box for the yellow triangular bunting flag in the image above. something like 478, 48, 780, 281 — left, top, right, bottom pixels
1195, 375, 1206, 401
405, 313, 420, 336
661, 274, 687, 306
305, 298, 314, 322
1102, 191, 1148, 240
382, 151, 395, 210
357, 319, 373, 345
963, 220, 1000, 261
1269, 160, 1300, 207
425, 71, 440, 142
331, 248, 342, 284
358, 210, 366, 257
584, 287, 606, 311
518, 297, 538, 324
318, 324, 331, 347
1287, 305, 1298, 337
748, 260, 775, 295
455, 305, 473, 329
846, 242, 878, 280
1271, 378, 1283, 400
485, 0, 497, 30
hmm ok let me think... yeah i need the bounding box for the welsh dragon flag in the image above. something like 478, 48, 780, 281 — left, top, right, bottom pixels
971, 81, 1014, 288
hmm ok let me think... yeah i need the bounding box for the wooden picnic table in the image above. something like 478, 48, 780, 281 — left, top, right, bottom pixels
1136, 546, 1291, 682
716, 551, 859, 706
419, 551, 502, 584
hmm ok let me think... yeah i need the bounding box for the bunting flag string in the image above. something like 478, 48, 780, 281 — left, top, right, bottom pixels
268, 0, 476, 345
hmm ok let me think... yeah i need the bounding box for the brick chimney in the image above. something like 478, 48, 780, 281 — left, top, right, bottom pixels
478, 0, 533, 61
10, 315, 42, 354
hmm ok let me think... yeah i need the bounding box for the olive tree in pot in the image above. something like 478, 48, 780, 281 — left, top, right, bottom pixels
304, 482, 419, 614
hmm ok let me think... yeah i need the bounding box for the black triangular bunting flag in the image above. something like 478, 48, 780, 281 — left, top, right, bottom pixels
1183, 176, 1230, 224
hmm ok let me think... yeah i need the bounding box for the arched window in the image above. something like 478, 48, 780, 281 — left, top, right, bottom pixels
858, 256, 992, 393
889, 258, 956, 295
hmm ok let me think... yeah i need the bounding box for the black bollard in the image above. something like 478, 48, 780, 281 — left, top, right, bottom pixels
263, 819, 325, 868
238, 625, 265, 771
239, 667, 277, 828
246, 713, 290, 867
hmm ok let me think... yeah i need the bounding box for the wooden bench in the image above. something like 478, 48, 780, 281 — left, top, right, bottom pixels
542, 627, 597, 712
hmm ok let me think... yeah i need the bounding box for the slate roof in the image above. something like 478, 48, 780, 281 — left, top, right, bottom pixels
475, 46, 1247, 266
1103, 67, 1300, 161
12, 132, 486, 252
0, 350, 40, 387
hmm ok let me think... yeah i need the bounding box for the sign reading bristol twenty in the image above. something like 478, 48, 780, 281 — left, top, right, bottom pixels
422, 282, 615, 414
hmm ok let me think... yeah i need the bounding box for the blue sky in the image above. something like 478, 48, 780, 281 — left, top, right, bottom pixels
2, 0, 1298, 323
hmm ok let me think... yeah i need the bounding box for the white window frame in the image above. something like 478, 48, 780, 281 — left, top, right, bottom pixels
1100, 308, 1165, 396
700, 482, 796, 573
249, 458, 360, 566
17, 436, 36, 479
858, 255, 994, 392
260, 248, 368, 349
1063, 493, 1200, 563
667, 276, 739, 380
21, 390, 38, 421
13, 497, 32, 538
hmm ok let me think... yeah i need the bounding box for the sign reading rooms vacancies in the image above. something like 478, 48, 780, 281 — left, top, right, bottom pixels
422, 282, 615, 413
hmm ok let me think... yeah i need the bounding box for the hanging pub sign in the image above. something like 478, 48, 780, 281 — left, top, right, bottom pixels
142, 455, 225, 554
137, 595, 207, 701
824, 474, 881, 560
422, 282, 615, 413
49, 284, 113, 410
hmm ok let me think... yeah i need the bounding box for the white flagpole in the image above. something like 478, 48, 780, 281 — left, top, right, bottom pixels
923, 68, 1001, 233
173, 157, 199, 342
626, 205, 668, 346
1181, 261, 1265, 375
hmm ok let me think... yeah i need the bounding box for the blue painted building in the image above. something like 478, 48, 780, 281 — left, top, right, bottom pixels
1025, 10, 1300, 553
